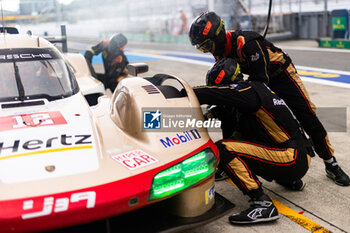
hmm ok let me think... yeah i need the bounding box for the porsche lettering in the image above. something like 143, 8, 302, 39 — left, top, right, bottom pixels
0, 134, 92, 155
22, 191, 96, 220
0, 53, 52, 60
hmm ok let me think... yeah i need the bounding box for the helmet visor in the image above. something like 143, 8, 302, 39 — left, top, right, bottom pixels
195, 39, 214, 53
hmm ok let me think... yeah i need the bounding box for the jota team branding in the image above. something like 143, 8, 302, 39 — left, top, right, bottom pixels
160, 129, 201, 148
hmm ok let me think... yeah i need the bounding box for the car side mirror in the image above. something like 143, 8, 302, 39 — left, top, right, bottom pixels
127, 63, 148, 76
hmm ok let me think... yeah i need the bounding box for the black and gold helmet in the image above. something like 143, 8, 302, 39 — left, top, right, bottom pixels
189, 12, 226, 53
206, 58, 243, 85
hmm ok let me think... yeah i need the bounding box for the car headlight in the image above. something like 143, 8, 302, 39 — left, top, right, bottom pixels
149, 147, 217, 201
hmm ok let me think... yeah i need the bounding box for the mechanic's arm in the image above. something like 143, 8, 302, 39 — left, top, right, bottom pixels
242, 39, 270, 83
84, 41, 106, 78
218, 107, 238, 138
84, 41, 105, 63
193, 84, 259, 111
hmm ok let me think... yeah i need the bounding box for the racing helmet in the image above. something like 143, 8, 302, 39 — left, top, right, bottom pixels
189, 12, 226, 54
107, 33, 128, 53
206, 58, 243, 86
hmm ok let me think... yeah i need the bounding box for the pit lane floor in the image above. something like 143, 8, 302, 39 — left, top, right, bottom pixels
69, 39, 350, 233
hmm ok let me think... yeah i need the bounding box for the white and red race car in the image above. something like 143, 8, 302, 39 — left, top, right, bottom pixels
0, 28, 230, 232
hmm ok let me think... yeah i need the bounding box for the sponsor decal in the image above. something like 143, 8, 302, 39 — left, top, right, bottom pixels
0, 53, 52, 61
0, 134, 92, 158
251, 52, 260, 62
205, 184, 215, 204
0, 111, 67, 132
143, 110, 161, 129
0, 48, 60, 63
21, 191, 96, 220
160, 129, 201, 148
203, 21, 212, 35
111, 149, 158, 170
215, 70, 225, 84
273, 98, 286, 106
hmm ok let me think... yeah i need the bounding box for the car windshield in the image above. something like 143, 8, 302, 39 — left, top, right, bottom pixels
0, 48, 78, 102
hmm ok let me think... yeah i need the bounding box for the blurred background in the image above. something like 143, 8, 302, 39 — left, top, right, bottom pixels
2, 0, 350, 44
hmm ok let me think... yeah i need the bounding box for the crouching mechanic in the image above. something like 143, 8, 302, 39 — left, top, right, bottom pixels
189, 11, 350, 186
84, 33, 129, 92
193, 58, 313, 224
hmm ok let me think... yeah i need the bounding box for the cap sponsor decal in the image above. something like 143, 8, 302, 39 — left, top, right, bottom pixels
111, 149, 158, 170
215, 70, 225, 84
203, 21, 212, 35
0, 111, 67, 132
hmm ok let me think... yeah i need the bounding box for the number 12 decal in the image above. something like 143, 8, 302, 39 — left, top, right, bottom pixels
0, 111, 67, 132
12, 113, 54, 128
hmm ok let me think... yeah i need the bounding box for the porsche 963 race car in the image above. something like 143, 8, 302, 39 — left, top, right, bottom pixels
0, 28, 231, 232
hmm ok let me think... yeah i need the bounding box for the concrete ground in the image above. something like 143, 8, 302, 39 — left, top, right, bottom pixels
73, 39, 350, 232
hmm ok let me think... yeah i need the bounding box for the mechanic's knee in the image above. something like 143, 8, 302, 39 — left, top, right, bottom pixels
215, 141, 236, 167
303, 119, 327, 139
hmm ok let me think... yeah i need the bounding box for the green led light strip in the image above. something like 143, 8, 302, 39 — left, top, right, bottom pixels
149, 148, 216, 200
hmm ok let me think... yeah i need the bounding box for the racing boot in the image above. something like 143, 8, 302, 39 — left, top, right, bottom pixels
229, 194, 279, 224
325, 157, 350, 186
276, 179, 306, 191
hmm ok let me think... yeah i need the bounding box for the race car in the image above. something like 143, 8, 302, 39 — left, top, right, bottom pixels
0, 28, 230, 232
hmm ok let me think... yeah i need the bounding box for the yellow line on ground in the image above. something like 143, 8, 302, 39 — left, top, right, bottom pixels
271, 198, 330, 233
0, 145, 93, 160
225, 179, 330, 232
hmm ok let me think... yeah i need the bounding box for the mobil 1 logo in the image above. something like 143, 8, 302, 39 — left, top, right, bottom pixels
160, 129, 201, 148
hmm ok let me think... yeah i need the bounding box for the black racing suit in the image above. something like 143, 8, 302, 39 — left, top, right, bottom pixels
215, 30, 333, 160
84, 40, 129, 92
193, 81, 311, 196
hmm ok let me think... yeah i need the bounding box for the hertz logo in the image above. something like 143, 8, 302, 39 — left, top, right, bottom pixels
0, 134, 92, 157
